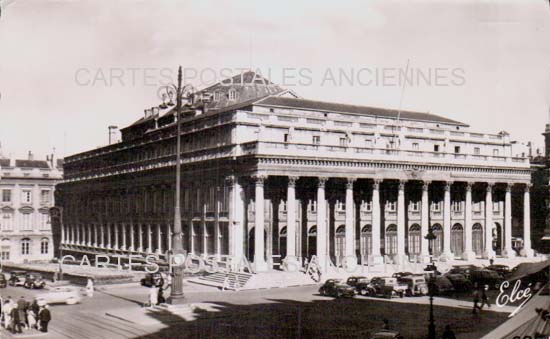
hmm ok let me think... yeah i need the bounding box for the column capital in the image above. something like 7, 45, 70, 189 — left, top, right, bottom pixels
525, 183, 532, 193
288, 176, 299, 188
444, 181, 453, 192
486, 182, 495, 192
506, 183, 513, 192
225, 175, 236, 186
318, 177, 329, 188
398, 180, 406, 191
465, 182, 474, 191
346, 177, 356, 189
372, 179, 382, 190
252, 174, 267, 186
422, 181, 431, 192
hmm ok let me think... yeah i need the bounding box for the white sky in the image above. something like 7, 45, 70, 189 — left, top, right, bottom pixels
0, 0, 549, 159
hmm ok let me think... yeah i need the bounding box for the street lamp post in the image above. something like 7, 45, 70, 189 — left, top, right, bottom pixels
424, 227, 437, 339
166, 66, 195, 304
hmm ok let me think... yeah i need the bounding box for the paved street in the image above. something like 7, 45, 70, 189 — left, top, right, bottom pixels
0, 282, 511, 339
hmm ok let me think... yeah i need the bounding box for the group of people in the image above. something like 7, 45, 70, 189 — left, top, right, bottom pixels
0, 296, 51, 333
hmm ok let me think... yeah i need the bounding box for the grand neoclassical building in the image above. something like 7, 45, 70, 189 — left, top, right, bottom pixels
55, 72, 534, 272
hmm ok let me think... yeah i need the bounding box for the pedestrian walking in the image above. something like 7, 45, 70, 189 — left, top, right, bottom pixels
38, 305, 51, 333
149, 286, 158, 309
441, 324, 457, 339
27, 309, 36, 330
472, 288, 480, 314
480, 285, 491, 309
86, 278, 94, 297
10, 305, 21, 334
17, 296, 28, 330
3, 298, 13, 330
157, 286, 165, 305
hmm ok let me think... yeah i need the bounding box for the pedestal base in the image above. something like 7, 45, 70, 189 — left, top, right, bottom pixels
461, 251, 477, 261
502, 248, 516, 258
167, 294, 187, 305
520, 247, 534, 258
282, 257, 301, 273
482, 250, 496, 259
439, 252, 453, 262
254, 260, 269, 272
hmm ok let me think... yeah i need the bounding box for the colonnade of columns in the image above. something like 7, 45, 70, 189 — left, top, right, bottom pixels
240, 175, 533, 271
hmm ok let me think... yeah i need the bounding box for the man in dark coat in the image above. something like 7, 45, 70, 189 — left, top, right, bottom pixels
17, 296, 28, 329
10, 306, 21, 333
38, 305, 51, 332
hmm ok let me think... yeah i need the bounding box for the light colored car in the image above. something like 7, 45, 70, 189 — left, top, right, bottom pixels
36, 286, 82, 306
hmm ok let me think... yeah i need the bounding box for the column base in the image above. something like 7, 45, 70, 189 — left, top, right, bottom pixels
482, 249, 496, 259
282, 257, 301, 273
254, 260, 269, 272
502, 248, 516, 258
520, 247, 534, 258
461, 251, 477, 261
439, 252, 453, 262
342, 256, 358, 271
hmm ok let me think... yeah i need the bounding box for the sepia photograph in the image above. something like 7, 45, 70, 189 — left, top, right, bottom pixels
0, 1, 549, 338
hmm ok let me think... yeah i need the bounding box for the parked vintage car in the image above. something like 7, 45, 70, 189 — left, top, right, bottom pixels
140, 272, 164, 288
431, 276, 455, 295
470, 268, 503, 290
485, 264, 511, 279
24, 273, 46, 289
319, 279, 356, 298
445, 273, 473, 292
392, 272, 414, 279
0, 273, 7, 288
399, 275, 429, 296
8, 271, 27, 287
346, 276, 369, 288
370, 330, 402, 339
36, 286, 82, 306
447, 265, 479, 280
369, 277, 407, 298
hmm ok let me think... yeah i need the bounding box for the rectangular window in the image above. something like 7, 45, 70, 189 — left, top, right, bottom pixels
432, 202, 442, 212
308, 200, 317, 213
21, 214, 32, 231
21, 189, 32, 204
0, 250, 9, 260
409, 201, 420, 212
412, 143, 419, 151
40, 190, 51, 205
365, 139, 373, 148
493, 202, 500, 212
21, 241, 30, 255
434, 145, 440, 152
474, 147, 480, 155
312, 135, 320, 145
2, 189, 11, 203
454, 146, 461, 153
283, 134, 289, 143
493, 149, 499, 156
386, 201, 396, 212
452, 201, 462, 212
339, 137, 348, 147
1, 214, 13, 231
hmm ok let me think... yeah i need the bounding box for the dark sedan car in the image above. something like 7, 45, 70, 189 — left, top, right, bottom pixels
24, 273, 46, 289
8, 270, 27, 287
445, 273, 473, 292
470, 269, 503, 290
346, 276, 368, 288
140, 272, 164, 288
319, 279, 356, 298
447, 265, 479, 279
431, 276, 455, 295
486, 264, 510, 279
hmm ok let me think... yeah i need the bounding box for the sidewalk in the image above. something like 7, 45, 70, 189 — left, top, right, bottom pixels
0, 327, 48, 338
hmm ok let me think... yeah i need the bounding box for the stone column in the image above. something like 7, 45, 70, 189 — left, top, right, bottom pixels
157, 224, 162, 254
253, 175, 268, 271
503, 184, 515, 257
316, 177, 329, 271
60, 223, 65, 246
371, 179, 382, 257
87, 224, 92, 247
167, 223, 172, 252
121, 223, 127, 251
106, 223, 112, 249
138, 224, 144, 252
462, 182, 476, 260
228, 176, 245, 263
397, 180, 406, 262
522, 184, 534, 257
345, 178, 357, 267
421, 181, 430, 258
286, 176, 298, 264
129, 223, 135, 251
113, 224, 119, 250
147, 224, 152, 253
443, 181, 453, 259
93, 224, 98, 247
99, 224, 105, 248
484, 183, 496, 259
70, 225, 75, 245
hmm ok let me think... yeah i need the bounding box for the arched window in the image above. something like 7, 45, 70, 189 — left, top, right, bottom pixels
1, 238, 11, 260
451, 223, 464, 256
408, 224, 421, 255
335, 225, 345, 259
279, 227, 287, 237
307, 226, 317, 258
472, 223, 483, 255
21, 238, 31, 255
360, 225, 372, 257
40, 238, 49, 254
431, 224, 443, 256
385, 224, 398, 255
